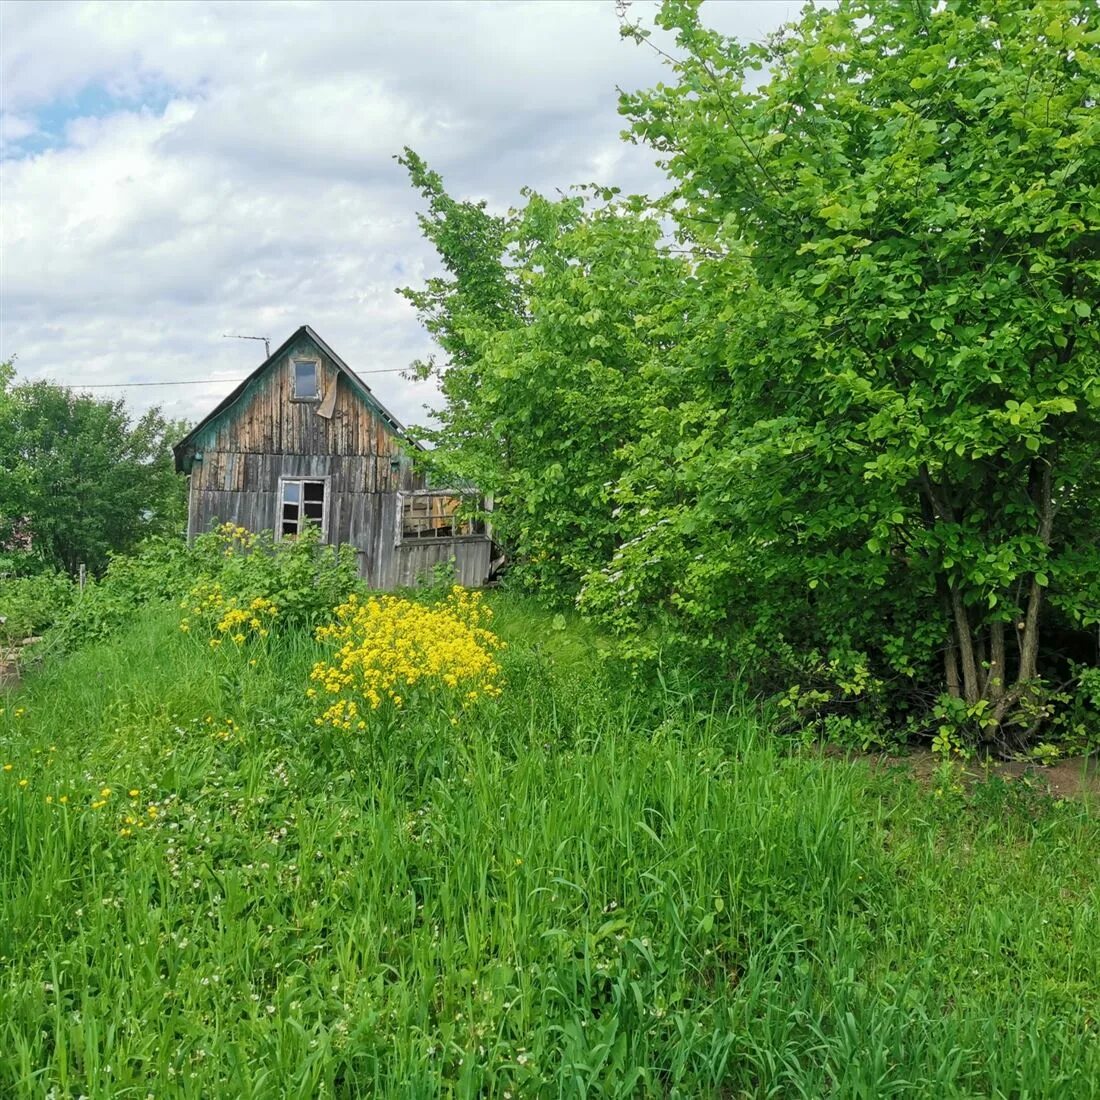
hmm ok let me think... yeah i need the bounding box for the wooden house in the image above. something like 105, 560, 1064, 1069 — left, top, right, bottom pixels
173, 326, 492, 588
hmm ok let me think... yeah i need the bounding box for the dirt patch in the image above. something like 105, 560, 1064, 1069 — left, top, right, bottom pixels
865, 746, 1100, 802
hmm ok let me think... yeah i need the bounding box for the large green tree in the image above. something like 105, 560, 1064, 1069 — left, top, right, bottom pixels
0, 370, 187, 575
587, 0, 1099, 744
399, 158, 690, 595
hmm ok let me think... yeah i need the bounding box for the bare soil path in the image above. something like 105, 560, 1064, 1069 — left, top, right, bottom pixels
865, 746, 1100, 802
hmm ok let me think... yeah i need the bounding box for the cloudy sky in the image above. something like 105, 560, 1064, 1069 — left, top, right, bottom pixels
1, 0, 795, 429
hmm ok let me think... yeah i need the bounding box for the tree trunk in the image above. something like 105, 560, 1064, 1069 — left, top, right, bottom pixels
920, 466, 981, 703
921, 458, 1057, 743
949, 584, 980, 705
975, 630, 989, 696
944, 625, 961, 699
1017, 582, 1043, 685
988, 620, 1005, 704
936, 577, 962, 698
1016, 458, 1054, 687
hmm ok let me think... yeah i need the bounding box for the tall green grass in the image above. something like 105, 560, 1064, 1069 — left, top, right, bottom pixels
1, 599, 1097, 1097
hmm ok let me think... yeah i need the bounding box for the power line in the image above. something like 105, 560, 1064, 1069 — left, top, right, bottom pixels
77, 378, 246, 388
71, 368, 415, 389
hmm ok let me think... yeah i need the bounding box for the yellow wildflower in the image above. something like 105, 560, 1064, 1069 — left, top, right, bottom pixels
308, 587, 504, 729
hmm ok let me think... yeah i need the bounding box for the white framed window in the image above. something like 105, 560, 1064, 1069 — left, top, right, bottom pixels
279, 477, 328, 539
292, 358, 320, 400
396, 491, 485, 545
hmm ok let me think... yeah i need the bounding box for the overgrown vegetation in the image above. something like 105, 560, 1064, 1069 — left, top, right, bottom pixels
2, 578, 1097, 1097
0, 524, 358, 664
399, 0, 1100, 754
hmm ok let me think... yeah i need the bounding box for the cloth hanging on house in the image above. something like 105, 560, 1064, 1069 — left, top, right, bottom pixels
315, 374, 339, 419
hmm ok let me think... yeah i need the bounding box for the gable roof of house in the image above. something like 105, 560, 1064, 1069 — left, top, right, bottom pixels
173, 325, 420, 472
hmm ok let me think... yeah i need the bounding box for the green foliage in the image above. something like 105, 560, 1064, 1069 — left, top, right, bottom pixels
395, 148, 523, 493
45, 536, 199, 653
399, 162, 690, 598
402, 0, 1100, 749
0, 572, 75, 646
1, 601, 1097, 1095
1044, 663, 1100, 757
406, 557, 459, 602
606, 0, 1100, 748
777, 650, 900, 753
0, 367, 188, 575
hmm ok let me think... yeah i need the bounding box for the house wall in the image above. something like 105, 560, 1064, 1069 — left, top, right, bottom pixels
185, 337, 491, 588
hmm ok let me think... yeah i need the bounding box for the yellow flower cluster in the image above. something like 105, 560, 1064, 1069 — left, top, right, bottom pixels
309, 586, 504, 730
180, 582, 277, 645
215, 522, 256, 555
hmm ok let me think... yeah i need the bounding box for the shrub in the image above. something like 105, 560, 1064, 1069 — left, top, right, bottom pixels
46, 536, 198, 653
0, 571, 75, 646
181, 524, 361, 636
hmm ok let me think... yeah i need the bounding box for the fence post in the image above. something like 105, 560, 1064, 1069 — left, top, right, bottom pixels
78, 563, 86, 592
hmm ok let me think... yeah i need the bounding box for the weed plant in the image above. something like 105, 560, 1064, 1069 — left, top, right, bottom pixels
0, 597, 1097, 1098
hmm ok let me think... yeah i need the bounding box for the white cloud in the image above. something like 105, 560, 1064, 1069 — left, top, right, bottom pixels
0, 0, 795, 428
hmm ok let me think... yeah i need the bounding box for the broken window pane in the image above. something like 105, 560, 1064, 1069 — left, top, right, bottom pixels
401, 493, 485, 541
280, 480, 325, 538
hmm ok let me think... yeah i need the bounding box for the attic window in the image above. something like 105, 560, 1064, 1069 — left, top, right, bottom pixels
397, 491, 485, 544
279, 478, 326, 539
292, 358, 320, 400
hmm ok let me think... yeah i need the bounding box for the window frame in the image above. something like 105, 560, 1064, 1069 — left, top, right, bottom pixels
395, 490, 487, 547
277, 476, 330, 541
290, 357, 322, 402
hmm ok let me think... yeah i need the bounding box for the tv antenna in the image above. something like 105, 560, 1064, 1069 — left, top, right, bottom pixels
223, 333, 271, 359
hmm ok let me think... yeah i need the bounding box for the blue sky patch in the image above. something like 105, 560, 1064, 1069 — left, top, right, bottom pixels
4, 80, 179, 157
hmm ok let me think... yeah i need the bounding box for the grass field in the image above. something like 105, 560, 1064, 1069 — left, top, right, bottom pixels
1, 596, 1098, 1098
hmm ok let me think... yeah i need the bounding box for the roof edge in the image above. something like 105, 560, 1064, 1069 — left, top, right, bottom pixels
173, 326, 422, 472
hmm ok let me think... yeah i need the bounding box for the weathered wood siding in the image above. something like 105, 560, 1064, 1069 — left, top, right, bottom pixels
185, 335, 491, 589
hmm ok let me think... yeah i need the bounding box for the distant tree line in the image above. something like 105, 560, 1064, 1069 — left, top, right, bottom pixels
399, 0, 1099, 752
